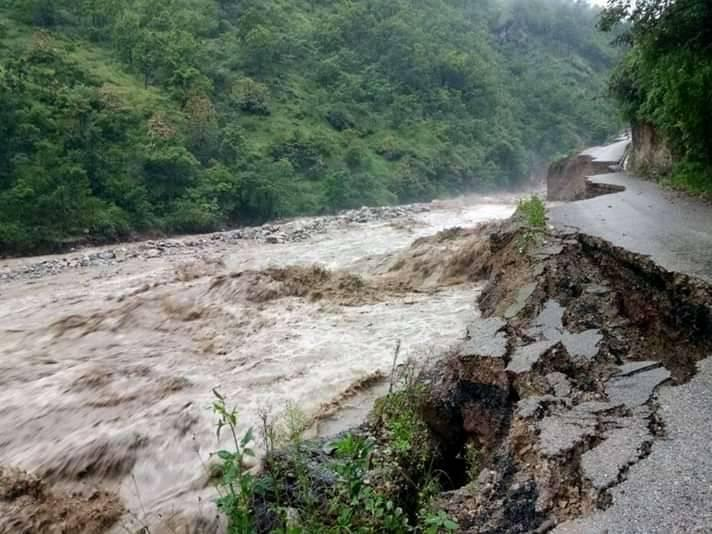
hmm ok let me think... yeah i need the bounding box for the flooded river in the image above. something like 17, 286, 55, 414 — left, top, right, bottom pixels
0, 196, 515, 532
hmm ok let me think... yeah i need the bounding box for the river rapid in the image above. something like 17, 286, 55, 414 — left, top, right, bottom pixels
0, 195, 515, 532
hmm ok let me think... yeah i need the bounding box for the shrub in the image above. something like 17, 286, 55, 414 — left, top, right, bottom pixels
90, 203, 132, 240
326, 109, 355, 131
270, 132, 326, 178
377, 136, 407, 162
516, 195, 546, 228
667, 160, 712, 197
231, 78, 271, 115
166, 196, 222, 233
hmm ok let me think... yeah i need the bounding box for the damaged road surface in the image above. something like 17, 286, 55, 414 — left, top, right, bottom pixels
3, 142, 712, 533
424, 222, 712, 533
550, 171, 712, 283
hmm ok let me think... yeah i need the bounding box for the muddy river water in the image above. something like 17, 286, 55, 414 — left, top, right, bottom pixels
0, 196, 515, 532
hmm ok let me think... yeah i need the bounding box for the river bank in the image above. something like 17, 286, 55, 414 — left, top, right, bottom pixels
231, 212, 712, 533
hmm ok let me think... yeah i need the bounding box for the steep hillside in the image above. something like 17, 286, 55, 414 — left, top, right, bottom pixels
601, 0, 712, 193
0, 0, 621, 253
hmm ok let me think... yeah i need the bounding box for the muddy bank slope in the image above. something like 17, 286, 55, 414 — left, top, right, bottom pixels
252, 217, 712, 533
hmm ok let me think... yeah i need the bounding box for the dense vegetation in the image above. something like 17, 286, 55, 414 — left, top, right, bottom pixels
212, 372, 462, 533
601, 0, 712, 193
0, 0, 620, 253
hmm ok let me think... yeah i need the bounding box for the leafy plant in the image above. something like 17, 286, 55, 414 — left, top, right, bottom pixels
329, 433, 409, 533
212, 389, 257, 534
422, 510, 459, 534
516, 195, 547, 228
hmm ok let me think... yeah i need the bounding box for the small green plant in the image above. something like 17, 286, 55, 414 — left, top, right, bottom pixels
214, 389, 450, 533
279, 402, 310, 445
375, 360, 431, 469
517, 195, 547, 228
416, 478, 459, 534
464, 442, 482, 481
212, 389, 257, 534
329, 433, 409, 533
422, 510, 459, 533
377, 387, 429, 457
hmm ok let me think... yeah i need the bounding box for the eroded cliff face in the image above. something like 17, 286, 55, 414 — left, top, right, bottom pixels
626, 121, 673, 177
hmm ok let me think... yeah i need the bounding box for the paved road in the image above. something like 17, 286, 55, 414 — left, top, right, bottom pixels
550, 172, 712, 283
554, 359, 712, 534
580, 137, 630, 164
550, 147, 712, 533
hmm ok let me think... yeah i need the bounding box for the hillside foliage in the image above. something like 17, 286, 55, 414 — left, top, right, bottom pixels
0, 0, 620, 252
601, 0, 712, 192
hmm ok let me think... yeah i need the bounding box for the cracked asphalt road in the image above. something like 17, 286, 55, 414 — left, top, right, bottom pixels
550, 172, 712, 283
554, 359, 712, 534
549, 143, 712, 533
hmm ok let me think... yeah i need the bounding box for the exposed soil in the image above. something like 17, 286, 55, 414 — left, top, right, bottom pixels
424, 224, 712, 532
253, 220, 712, 532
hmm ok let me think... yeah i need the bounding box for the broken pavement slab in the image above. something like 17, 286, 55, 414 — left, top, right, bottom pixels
606, 366, 671, 409
580, 411, 652, 491
537, 411, 597, 458
531, 242, 565, 260
528, 300, 565, 340
461, 317, 508, 359
504, 283, 537, 319
515, 395, 562, 419
536, 402, 614, 458
561, 330, 603, 360
527, 299, 603, 360
506, 339, 561, 374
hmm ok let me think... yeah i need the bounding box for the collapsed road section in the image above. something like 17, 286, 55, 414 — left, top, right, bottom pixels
249, 216, 712, 533
430, 221, 712, 533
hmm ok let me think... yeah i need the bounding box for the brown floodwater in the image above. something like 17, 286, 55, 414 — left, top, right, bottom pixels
0, 196, 515, 532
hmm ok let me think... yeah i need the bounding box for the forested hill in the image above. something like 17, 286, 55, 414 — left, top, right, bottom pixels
0, 0, 621, 253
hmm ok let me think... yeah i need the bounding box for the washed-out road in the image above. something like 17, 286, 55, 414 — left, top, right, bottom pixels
550, 143, 712, 534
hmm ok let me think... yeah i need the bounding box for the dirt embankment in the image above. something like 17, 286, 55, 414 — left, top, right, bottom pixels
253, 219, 712, 533
627, 121, 673, 178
